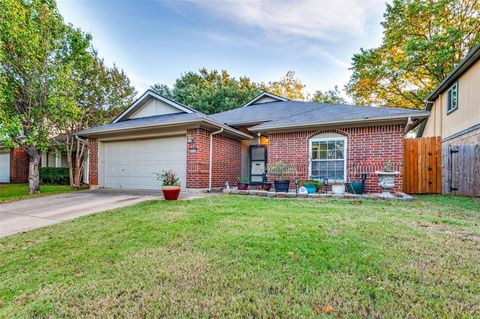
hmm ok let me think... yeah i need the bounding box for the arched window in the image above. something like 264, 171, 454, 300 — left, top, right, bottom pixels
309, 133, 347, 182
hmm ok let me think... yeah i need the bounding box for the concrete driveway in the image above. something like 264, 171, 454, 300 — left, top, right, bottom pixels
0, 189, 206, 238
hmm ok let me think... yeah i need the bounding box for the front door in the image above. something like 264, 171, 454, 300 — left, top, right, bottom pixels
249, 145, 266, 184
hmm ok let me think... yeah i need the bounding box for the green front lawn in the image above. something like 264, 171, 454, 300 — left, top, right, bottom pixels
0, 184, 75, 203
1, 195, 479, 318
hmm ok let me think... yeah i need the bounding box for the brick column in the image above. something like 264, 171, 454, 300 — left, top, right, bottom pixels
88, 139, 98, 189
10, 147, 29, 183
186, 129, 209, 189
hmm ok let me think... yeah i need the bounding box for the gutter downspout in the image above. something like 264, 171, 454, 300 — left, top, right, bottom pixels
404, 116, 413, 134
209, 128, 224, 192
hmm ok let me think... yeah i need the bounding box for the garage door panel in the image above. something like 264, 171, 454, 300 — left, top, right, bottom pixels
101, 136, 186, 190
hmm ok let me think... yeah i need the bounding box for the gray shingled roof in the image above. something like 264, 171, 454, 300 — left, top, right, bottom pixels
76, 112, 204, 136
210, 101, 322, 125
210, 101, 430, 129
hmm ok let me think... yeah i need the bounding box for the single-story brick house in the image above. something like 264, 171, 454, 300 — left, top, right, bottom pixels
77, 91, 430, 193
0, 146, 70, 184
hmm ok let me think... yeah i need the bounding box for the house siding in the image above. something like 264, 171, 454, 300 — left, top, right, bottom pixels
10, 147, 29, 183
444, 126, 480, 145
423, 58, 480, 140
267, 124, 405, 193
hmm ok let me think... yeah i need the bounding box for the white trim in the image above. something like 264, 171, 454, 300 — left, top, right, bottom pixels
80, 118, 253, 140
242, 92, 289, 107
251, 113, 430, 132
308, 135, 347, 182
446, 82, 458, 114
112, 90, 194, 123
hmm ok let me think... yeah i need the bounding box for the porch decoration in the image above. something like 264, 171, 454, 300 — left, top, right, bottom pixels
155, 170, 181, 200
375, 161, 399, 196
331, 181, 345, 195
346, 173, 368, 194
238, 177, 249, 190
268, 161, 296, 192
261, 174, 272, 191
301, 180, 322, 194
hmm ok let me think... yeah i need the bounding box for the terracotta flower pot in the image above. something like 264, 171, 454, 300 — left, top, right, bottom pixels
262, 183, 272, 191
238, 183, 249, 190
162, 185, 181, 200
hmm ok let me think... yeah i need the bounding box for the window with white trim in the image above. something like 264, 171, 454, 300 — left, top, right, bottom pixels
447, 82, 458, 114
309, 135, 347, 182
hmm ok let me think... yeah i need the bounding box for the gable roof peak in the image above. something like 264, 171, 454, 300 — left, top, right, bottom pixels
112, 90, 197, 123
242, 92, 290, 107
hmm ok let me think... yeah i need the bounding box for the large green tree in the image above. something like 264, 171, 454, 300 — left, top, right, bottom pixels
151, 70, 309, 114
57, 54, 136, 187
346, 0, 480, 109
0, 0, 91, 194
262, 71, 306, 101
152, 68, 260, 114
311, 86, 347, 104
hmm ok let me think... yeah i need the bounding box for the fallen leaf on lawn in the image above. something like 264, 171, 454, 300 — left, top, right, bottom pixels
322, 305, 334, 314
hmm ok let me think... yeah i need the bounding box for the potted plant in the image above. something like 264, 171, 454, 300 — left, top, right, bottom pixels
268, 162, 296, 192
301, 180, 322, 194
155, 170, 181, 200
262, 174, 272, 191
331, 181, 345, 195
238, 177, 249, 190
375, 161, 399, 196
346, 173, 368, 194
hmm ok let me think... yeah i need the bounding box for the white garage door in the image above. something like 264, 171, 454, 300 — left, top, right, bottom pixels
0, 152, 10, 183
101, 136, 186, 190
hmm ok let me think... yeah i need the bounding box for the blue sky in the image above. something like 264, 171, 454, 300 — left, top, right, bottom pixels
57, 0, 388, 99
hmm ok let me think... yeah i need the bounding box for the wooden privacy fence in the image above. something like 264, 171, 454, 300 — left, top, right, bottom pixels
404, 137, 442, 194
442, 144, 480, 197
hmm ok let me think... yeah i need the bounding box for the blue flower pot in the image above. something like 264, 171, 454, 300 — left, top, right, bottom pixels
303, 184, 317, 194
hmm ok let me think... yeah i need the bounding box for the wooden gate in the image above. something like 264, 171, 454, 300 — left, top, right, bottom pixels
442, 144, 480, 197
404, 137, 442, 194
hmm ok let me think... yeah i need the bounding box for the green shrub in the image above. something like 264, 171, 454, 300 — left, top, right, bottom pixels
299, 180, 323, 191
40, 167, 70, 185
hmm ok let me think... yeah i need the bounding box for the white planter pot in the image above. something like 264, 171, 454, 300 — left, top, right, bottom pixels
375, 171, 399, 196
331, 184, 345, 195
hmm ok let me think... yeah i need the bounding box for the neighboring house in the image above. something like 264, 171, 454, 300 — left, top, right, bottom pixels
77, 90, 429, 193
417, 43, 480, 144
0, 147, 29, 183
0, 146, 68, 184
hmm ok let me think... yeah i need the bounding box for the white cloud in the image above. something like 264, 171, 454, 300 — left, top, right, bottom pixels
188, 0, 378, 41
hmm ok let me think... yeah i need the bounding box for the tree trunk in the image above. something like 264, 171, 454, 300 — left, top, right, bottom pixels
73, 137, 88, 188
28, 151, 41, 195
66, 135, 74, 187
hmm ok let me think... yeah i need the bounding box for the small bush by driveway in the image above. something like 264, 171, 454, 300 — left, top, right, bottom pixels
0, 195, 479, 317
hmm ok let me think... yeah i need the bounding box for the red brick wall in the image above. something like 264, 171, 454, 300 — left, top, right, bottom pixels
186, 128, 241, 189
88, 139, 98, 188
267, 125, 405, 193
186, 129, 210, 188
211, 134, 241, 188
10, 147, 29, 183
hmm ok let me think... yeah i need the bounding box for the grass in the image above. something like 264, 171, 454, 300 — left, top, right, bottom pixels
0, 184, 76, 203
0, 195, 479, 318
